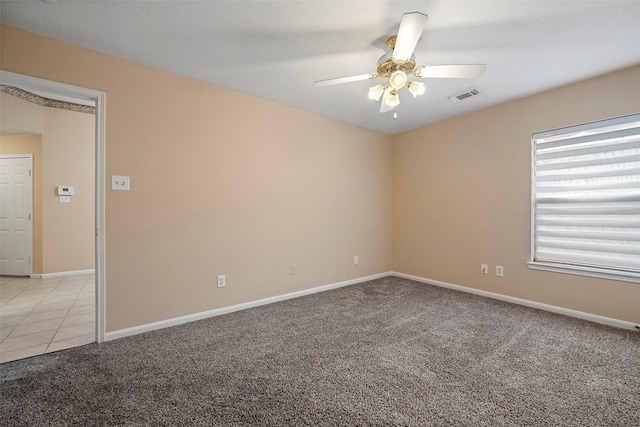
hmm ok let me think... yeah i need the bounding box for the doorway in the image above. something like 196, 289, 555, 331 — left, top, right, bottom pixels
0, 155, 33, 276
0, 71, 105, 361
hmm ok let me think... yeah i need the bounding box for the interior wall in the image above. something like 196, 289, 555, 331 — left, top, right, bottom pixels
6, 23, 634, 331
0, 91, 44, 135
393, 65, 640, 324
0, 134, 43, 274
0, 25, 394, 332
0, 93, 94, 275
41, 106, 95, 273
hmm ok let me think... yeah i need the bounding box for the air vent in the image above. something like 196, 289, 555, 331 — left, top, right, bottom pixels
449, 87, 483, 103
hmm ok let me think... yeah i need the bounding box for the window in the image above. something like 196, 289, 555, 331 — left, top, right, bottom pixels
529, 113, 640, 283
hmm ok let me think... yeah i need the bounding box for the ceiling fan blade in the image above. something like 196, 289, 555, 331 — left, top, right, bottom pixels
314, 73, 377, 87
414, 64, 487, 78
392, 12, 429, 61
379, 87, 394, 113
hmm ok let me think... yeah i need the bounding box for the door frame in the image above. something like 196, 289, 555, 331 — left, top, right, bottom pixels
0, 154, 33, 276
0, 70, 106, 343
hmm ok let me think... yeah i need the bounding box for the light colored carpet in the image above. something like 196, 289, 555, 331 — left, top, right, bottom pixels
1, 276, 639, 426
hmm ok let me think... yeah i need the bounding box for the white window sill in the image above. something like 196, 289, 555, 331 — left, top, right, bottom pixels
527, 262, 640, 284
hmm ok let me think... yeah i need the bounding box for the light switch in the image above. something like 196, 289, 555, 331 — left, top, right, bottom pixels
111, 175, 130, 191
60, 195, 71, 203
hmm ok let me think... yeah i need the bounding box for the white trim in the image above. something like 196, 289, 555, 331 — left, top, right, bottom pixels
1, 70, 106, 344
0, 72, 98, 106
392, 271, 639, 331
94, 89, 106, 344
527, 261, 640, 284
100, 269, 640, 342
105, 272, 393, 341
530, 130, 537, 269
30, 269, 95, 279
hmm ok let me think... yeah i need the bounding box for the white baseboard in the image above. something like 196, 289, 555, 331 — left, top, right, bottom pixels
31, 269, 95, 279
392, 271, 639, 331
105, 271, 393, 342
104, 270, 638, 342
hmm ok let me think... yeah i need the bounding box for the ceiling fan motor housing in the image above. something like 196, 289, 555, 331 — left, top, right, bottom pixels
376, 50, 416, 78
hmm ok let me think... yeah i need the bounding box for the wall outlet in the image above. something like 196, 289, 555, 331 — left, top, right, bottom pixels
291, 264, 297, 275
496, 265, 504, 277
217, 274, 226, 288
481, 264, 488, 275
354, 256, 359, 265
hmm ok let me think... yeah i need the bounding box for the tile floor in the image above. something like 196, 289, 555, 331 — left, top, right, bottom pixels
0, 274, 95, 363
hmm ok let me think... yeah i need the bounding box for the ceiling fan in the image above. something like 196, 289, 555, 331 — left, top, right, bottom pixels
314, 12, 486, 113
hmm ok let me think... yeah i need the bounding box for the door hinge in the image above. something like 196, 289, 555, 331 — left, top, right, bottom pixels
29, 169, 32, 177
95, 228, 98, 237
29, 256, 31, 264
29, 213, 31, 220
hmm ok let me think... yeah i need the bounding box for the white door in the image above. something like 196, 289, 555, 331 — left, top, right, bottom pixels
0, 156, 33, 276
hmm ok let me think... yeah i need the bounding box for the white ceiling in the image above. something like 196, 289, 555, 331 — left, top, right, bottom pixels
1, 1, 639, 135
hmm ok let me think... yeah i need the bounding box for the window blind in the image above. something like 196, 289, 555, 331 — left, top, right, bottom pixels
532, 113, 640, 274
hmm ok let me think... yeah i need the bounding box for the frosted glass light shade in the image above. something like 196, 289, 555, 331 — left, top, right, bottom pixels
368, 84, 386, 101
385, 90, 400, 107
408, 81, 425, 97
389, 70, 407, 90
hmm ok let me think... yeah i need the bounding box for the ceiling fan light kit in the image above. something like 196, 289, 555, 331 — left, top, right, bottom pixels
368, 83, 386, 101
389, 70, 408, 89
314, 12, 487, 114
386, 90, 400, 108
408, 81, 426, 98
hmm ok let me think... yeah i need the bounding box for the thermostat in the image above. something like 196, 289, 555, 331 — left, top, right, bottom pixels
57, 186, 74, 196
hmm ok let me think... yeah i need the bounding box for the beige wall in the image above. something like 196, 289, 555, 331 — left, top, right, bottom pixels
0, 92, 43, 135
3, 24, 636, 332
393, 65, 640, 324
1, 25, 393, 332
0, 134, 43, 273
0, 94, 95, 274
41, 106, 95, 273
